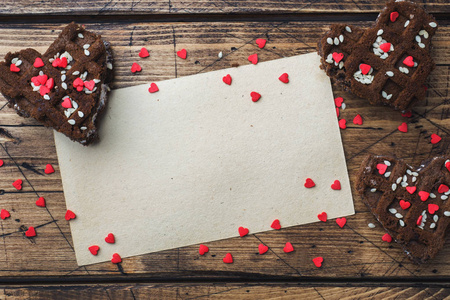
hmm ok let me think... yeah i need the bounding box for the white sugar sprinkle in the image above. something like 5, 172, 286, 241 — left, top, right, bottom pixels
418, 43, 425, 49
334, 37, 339, 45
341, 103, 346, 110
370, 188, 377, 193
72, 71, 80, 76
407, 169, 412, 175
107, 62, 113, 70
83, 44, 90, 49
384, 160, 391, 166
382, 91, 388, 98
384, 171, 391, 178
441, 195, 448, 200
433, 215, 438, 222
346, 26, 352, 32
78, 111, 84, 118
81, 126, 87, 130
386, 71, 394, 77
61, 75, 66, 82
68, 119, 76, 125
368, 223, 376, 228
413, 62, 418, 67
412, 176, 417, 182
218, 51, 223, 59
392, 183, 397, 191
415, 35, 421, 43
39, 71, 44, 76
339, 61, 344, 69
444, 211, 450, 217
339, 34, 344, 43
49, 58, 54, 63
377, 29, 383, 36
395, 213, 403, 219
386, 94, 393, 100
78, 33, 84, 39
403, 175, 407, 182
389, 208, 397, 214
84, 49, 90, 56
93, 79, 101, 83
423, 31, 429, 39
401, 182, 408, 187
11, 57, 19, 64
412, 172, 418, 176
327, 37, 333, 45
429, 22, 437, 28
62, 82, 67, 90
404, 20, 410, 27
430, 223, 436, 229
15, 59, 22, 66
399, 219, 405, 227
43, 95, 50, 100
430, 193, 436, 199
396, 177, 402, 184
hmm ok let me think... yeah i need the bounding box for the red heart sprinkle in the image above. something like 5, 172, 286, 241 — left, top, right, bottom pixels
238, 226, 249, 237
0, 209, 10, 220
37, 74, 48, 85
416, 215, 423, 225
332, 52, 344, 63
353, 114, 363, 125
12, 179, 22, 190
60, 57, 68, 68
61, 97, 72, 109
283, 242, 294, 253
382, 233, 392, 243
390, 11, 399, 22
331, 180, 341, 190
199, 244, 209, 255
406, 186, 416, 194
304, 178, 315, 188
248, 53, 258, 65
379, 43, 391, 53
278, 73, 289, 83
111, 253, 122, 264
139, 47, 150, 58
45, 78, 54, 90
399, 200, 410, 210
65, 210, 76, 221
336, 217, 346, 228
317, 212, 327, 222
428, 203, 439, 214
376, 163, 387, 175
25, 227, 36, 237
34, 57, 44, 68
359, 63, 371, 75
402, 111, 412, 118
430, 134, 441, 144
312, 256, 324, 268
271, 219, 281, 230
44, 164, 55, 174
338, 119, 346, 129
73, 77, 84, 91
438, 184, 449, 194
36, 197, 46, 207
31, 76, 41, 86
336, 107, 340, 117
10, 64, 20, 72
255, 38, 267, 49
258, 244, 269, 255
334, 97, 344, 107
418, 191, 430, 201
0, 159, 3, 167
403, 56, 414, 67
250, 91, 261, 102
39, 85, 50, 96
222, 74, 232, 85
84, 80, 95, 91
398, 122, 408, 133
148, 83, 159, 93
88, 245, 99, 255
131, 62, 142, 73
52, 58, 61, 68
446, 161, 450, 172
177, 49, 187, 59
105, 233, 115, 244
223, 253, 233, 263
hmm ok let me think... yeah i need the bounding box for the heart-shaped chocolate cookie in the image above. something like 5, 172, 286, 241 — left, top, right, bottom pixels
318, 1, 438, 111
0, 22, 113, 145
357, 154, 450, 263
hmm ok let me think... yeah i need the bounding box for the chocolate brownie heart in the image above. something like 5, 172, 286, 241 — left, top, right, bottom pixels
357, 154, 450, 264
0, 22, 113, 145
317, 0, 438, 111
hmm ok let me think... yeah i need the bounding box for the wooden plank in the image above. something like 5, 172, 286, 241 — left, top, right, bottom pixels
0, 0, 448, 15
0, 21, 449, 278
1, 284, 449, 299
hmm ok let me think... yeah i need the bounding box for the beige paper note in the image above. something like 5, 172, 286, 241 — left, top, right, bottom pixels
55, 52, 354, 266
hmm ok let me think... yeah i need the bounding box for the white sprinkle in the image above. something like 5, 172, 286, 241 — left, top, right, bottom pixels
72, 71, 80, 76
412, 176, 417, 182
61, 75, 66, 82
78, 111, 84, 118
418, 43, 425, 49
390, 44, 394, 51
15, 59, 22, 66
430, 193, 436, 199
327, 37, 333, 45
395, 213, 403, 219
341, 103, 346, 110
39, 71, 44, 76
444, 211, 450, 217
61, 71, 66, 74
68, 119, 76, 125
377, 29, 383, 36
401, 182, 408, 187
83, 44, 90, 49
92, 87, 97, 92
107, 62, 113, 70
368, 223, 376, 228
413, 62, 418, 67
66, 65, 72, 70
403, 175, 407, 182
64, 110, 71, 118
399, 219, 405, 227
415, 35, 421, 43
81, 71, 88, 81
441, 195, 448, 200
392, 183, 397, 191
81, 126, 87, 130
422, 210, 427, 216
386, 94, 392, 100
380, 53, 388, 60
411, 172, 418, 176
382, 91, 388, 98
11, 57, 19, 64
43, 95, 50, 100
72, 101, 78, 110
386, 71, 394, 77
346, 26, 352, 33
384, 171, 391, 178
396, 177, 402, 184
429, 22, 437, 28
376, 36, 382, 43
62, 82, 67, 90
370, 188, 377, 193
404, 20, 410, 27
446, 190, 450, 195
49, 58, 54, 63
433, 215, 438, 222
334, 37, 339, 45
78, 33, 84, 39
218, 51, 223, 59
423, 31, 429, 39
339, 61, 344, 69
430, 223, 436, 229
389, 208, 397, 214
84, 49, 90, 56
93, 79, 101, 83
384, 160, 391, 167
419, 30, 426, 36
407, 169, 412, 175
339, 34, 344, 43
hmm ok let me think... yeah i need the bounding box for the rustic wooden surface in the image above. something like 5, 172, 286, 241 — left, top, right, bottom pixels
0, 0, 449, 298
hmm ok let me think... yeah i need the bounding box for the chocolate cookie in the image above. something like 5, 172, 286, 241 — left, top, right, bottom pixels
357, 154, 450, 264
318, 1, 438, 111
0, 22, 113, 145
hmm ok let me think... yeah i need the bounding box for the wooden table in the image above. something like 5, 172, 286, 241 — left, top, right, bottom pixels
0, 0, 449, 298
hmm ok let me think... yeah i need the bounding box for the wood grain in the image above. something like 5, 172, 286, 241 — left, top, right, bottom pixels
0, 18, 449, 285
